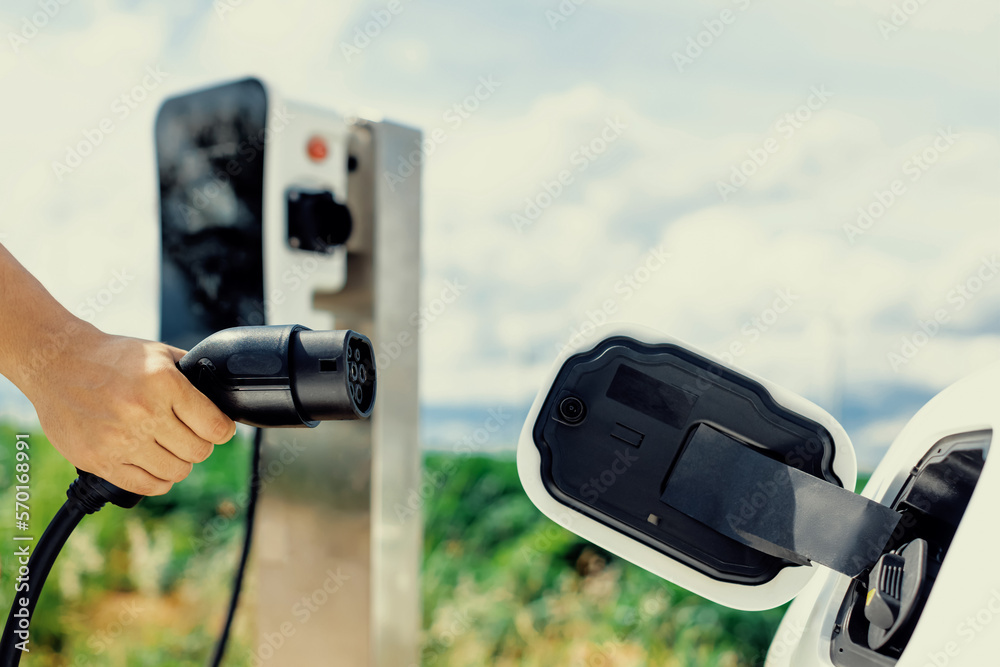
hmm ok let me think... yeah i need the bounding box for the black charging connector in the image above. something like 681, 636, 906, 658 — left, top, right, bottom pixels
179, 325, 376, 427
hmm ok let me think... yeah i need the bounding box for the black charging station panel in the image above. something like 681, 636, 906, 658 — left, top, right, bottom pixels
531, 337, 842, 585
156, 78, 268, 350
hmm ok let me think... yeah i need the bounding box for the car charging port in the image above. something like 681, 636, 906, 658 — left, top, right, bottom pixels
831, 430, 990, 666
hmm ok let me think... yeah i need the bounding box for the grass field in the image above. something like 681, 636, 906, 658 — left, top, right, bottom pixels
420, 453, 786, 667
0, 422, 258, 666
0, 421, 821, 666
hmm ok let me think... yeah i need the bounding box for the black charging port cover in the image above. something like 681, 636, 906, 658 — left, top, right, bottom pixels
530, 336, 842, 586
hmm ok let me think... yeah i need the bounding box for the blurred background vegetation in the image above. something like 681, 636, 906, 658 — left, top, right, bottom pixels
0, 421, 257, 666
420, 453, 787, 667
0, 420, 860, 666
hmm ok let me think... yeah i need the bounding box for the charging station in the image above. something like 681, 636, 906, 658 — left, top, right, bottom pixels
156, 78, 421, 666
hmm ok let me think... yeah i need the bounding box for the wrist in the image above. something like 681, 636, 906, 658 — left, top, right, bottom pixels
0, 244, 106, 403
7, 314, 102, 403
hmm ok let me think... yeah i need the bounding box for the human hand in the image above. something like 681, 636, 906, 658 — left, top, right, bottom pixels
18, 325, 236, 496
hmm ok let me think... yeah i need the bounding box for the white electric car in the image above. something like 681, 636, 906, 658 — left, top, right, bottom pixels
518, 324, 996, 667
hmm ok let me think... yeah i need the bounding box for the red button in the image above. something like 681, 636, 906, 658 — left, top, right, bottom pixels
307, 136, 328, 162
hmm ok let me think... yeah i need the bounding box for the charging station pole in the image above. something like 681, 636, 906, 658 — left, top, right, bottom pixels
252, 119, 421, 666
157, 79, 421, 665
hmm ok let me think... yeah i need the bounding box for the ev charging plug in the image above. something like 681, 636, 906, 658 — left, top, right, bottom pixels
178, 324, 376, 427
68, 324, 375, 510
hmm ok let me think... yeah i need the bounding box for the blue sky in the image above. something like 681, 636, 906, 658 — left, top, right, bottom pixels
0, 0, 997, 468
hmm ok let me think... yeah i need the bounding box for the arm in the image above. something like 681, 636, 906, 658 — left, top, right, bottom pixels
0, 243, 236, 495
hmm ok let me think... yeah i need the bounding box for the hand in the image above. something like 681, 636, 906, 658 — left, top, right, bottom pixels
19, 325, 236, 496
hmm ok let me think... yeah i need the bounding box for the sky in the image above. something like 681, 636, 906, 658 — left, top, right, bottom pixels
0, 0, 997, 468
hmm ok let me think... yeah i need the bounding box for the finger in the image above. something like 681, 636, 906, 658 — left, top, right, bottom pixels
125, 440, 194, 484
172, 378, 237, 444
158, 416, 216, 464
165, 345, 188, 363
107, 463, 174, 497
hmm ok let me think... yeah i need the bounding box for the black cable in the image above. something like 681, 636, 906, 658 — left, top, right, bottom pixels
209, 426, 263, 667
0, 501, 85, 667
1, 429, 264, 666
1, 471, 140, 667
0, 429, 262, 667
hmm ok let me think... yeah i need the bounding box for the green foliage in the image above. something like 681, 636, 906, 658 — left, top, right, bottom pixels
421, 453, 789, 667
0, 422, 256, 666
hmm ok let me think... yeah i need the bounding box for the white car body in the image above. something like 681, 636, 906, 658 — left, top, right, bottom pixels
767, 360, 998, 667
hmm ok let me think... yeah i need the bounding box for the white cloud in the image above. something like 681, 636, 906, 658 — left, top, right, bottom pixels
832, 0, 999, 34
853, 414, 912, 471
416, 68, 998, 469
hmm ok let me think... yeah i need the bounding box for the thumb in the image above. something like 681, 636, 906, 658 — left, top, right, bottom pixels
166, 345, 189, 364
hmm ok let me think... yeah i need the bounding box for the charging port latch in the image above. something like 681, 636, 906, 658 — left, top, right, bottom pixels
865, 538, 930, 650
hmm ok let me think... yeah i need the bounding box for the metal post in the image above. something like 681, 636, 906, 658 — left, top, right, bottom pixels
253, 118, 421, 666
